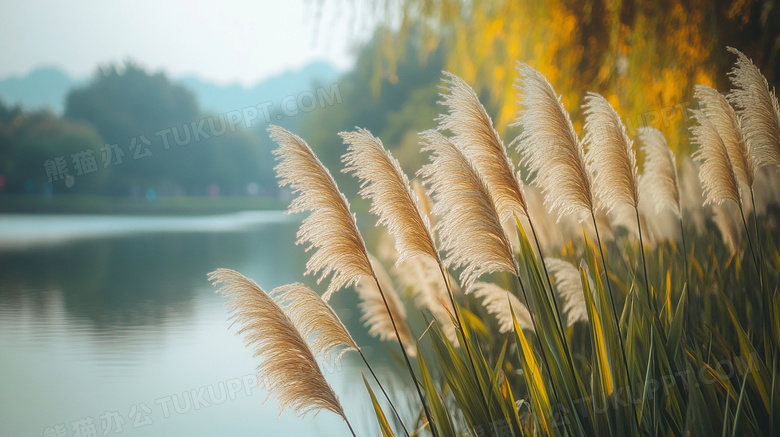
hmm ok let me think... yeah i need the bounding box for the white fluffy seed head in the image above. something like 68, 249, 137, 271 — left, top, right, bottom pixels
355, 255, 416, 357
513, 64, 594, 222
689, 111, 743, 208
545, 258, 591, 327
269, 125, 373, 301
637, 127, 681, 218
418, 130, 518, 289
727, 47, 780, 170
209, 269, 346, 420
695, 84, 754, 188
437, 71, 528, 221
272, 283, 358, 363
472, 282, 534, 334
583, 92, 639, 213
341, 128, 439, 266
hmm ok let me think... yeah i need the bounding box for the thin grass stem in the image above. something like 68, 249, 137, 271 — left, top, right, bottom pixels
635, 208, 655, 315
527, 218, 569, 348
436, 262, 500, 436
371, 275, 438, 437
737, 204, 762, 293
590, 211, 641, 433
678, 217, 693, 330
526, 215, 591, 430
357, 349, 411, 437
344, 417, 359, 437
511, 270, 570, 436
749, 188, 766, 292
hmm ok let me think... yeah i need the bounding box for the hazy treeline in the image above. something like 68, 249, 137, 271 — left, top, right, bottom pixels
0, 63, 286, 197
0, 39, 442, 199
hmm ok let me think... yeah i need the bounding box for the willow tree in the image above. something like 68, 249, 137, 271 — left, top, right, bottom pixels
355, 0, 778, 155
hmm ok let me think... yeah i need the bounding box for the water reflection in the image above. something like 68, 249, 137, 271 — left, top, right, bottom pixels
0, 213, 395, 436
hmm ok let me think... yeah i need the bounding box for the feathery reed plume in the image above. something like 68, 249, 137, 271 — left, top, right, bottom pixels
609, 175, 672, 244
423, 125, 573, 424
693, 101, 763, 289
524, 185, 582, 251
418, 130, 518, 289
695, 84, 754, 187
752, 166, 780, 215
513, 63, 594, 221
583, 92, 639, 213
356, 255, 416, 357
727, 47, 780, 169
341, 126, 492, 423
583, 92, 654, 320
691, 110, 754, 294
680, 158, 709, 234
269, 125, 372, 301
341, 128, 465, 350
273, 283, 358, 362
472, 282, 534, 334
636, 182, 677, 245
439, 73, 577, 390
274, 282, 412, 437
412, 179, 435, 227
545, 259, 590, 327
723, 51, 770, 291
637, 127, 682, 218
515, 67, 638, 430
270, 126, 424, 391
637, 128, 691, 303
208, 269, 349, 423
341, 127, 459, 345
437, 71, 528, 221
712, 204, 740, 254
340, 128, 438, 264
395, 255, 459, 343
690, 111, 743, 207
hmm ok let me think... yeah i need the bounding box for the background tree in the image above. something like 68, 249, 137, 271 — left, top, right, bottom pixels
63, 62, 274, 196
0, 101, 105, 195
362, 0, 779, 154
302, 30, 449, 194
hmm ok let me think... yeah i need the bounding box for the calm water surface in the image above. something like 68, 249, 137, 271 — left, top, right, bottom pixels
0, 213, 396, 437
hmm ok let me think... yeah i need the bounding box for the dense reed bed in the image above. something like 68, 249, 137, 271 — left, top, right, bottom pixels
211, 48, 780, 436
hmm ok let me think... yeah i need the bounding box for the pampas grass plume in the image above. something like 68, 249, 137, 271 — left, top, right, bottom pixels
418, 129, 517, 289
472, 282, 534, 334
273, 283, 359, 362
727, 47, 780, 169
269, 125, 373, 301
355, 255, 416, 357
583, 92, 639, 213
395, 254, 459, 343
637, 127, 682, 218
545, 258, 591, 327
340, 128, 438, 265
514, 64, 594, 221
695, 84, 754, 187
437, 72, 528, 221
690, 111, 743, 207
208, 269, 347, 419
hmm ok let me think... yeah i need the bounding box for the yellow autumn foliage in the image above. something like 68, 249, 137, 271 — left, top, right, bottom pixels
378, 0, 772, 156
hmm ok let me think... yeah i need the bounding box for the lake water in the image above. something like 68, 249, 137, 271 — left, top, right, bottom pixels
0, 213, 400, 437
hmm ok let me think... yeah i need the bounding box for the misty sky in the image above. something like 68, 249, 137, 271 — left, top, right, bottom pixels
1, 0, 376, 85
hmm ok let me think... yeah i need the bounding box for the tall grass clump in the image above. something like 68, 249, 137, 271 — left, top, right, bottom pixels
211, 48, 779, 437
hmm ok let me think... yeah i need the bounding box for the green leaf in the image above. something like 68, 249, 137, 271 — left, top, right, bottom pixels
362, 372, 396, 437
416, 343, 457, 437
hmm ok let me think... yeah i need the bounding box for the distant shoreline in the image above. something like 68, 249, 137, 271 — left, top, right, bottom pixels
0, 194, 288, 216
